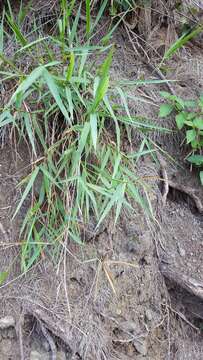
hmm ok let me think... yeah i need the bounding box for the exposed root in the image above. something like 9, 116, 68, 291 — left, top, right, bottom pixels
157, 153, 203, 213
160, 262, 203, 301
168, 180, 203, 214
23, 305, 73, 351
39, 319, 57, 360
156, 153, 169, 207
168, 305, 200, 332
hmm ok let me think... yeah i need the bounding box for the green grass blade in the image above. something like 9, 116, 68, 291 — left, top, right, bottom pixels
103, 95, 120, 150
0, 10, 4, 53
72, 122, 90, 172
115, 183, 126, 224
90, 113, 97, 151
70, 4, 81, 43
24, 113, 37, 156
78, 122, 90, 155
163, 25, 203, 62
18, 0, 30, 25
65, 87, 74, 120
96, 183, 124, 229
6, 14, 28, 46
9, 66, 44, 105
112, 153, 121, 180
43, 69, 71, 124
116, 86, 132, 121
16, 37, 49, 53
90, 0, 108, 36
91, 47, 114, 112
0, 271, 9, 285
13, 167, 40, 219
0, 110, 14, 127
6, 0, 14, 21
66, 51, 75, 81
86, 0, 91, 36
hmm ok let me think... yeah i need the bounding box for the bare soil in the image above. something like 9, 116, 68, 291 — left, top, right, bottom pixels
0, 132, 202, 360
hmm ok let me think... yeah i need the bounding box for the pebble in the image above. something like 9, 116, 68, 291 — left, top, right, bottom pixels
145, 309, 152, 321
42, 339, 50, 352
7, 327, 16, 340
0, 316, 15, 330
133, 338, 148, 355
30, 351, 49, 360
57, 351, 67, 360
30, 350, 66, 360
178, 245, 186, 257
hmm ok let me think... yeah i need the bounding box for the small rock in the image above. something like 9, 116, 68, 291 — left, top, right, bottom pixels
30, 351, 49, 360
0, 316, 15, 330
126, 240, 138, 254
7, 327, 16, 339
133, 338, 148, 356
57, 351, 66, 360
42, 339, 50, 352
145, 309, 152, 321
1, 339, 12, 355
30, 351, 40, 360
2, 331, 8, 339
143, 255, 151, 265
177, 243, 186, 257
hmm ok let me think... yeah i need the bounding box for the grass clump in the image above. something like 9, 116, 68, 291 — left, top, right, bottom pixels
0, 0, 171, 272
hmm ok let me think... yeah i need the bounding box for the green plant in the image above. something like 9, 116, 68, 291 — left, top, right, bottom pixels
109, 0, 135, 15
159, 91, 203, 185
0, 1, 171, 272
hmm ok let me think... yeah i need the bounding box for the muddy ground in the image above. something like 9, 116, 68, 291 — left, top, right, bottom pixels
0, 3, 203, 360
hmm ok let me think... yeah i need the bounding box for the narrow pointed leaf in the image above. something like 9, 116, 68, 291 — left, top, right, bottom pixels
90, 113, 97, 151
13, 167, 39, 219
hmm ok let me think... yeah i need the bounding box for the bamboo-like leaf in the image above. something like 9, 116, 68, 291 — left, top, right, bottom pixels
115, 183, 126, 224
66, 52, 75, 81
16, 37, 49, 53
0, 271, 8, 285
13, 167, 40, 219
103, 95, 120, 150
43, 69, 71, 124
0, 110, 14, 127
96, 183, 124, 229
6, 14, 28, 46
91, 48, 114, 112
70, 4, 81, 43
79, 177, 98, 218
0, 11, 4, 54
90, 0, 108, 35
163, 25, 203, 61
24, 112, 37, 156
117, 86, 132, 121
112, 153, 121, 180
65, 87, 74, 120
90, 113, 97, 151
72, 122, 90, 172
86, 0, 91, 36
9, 66, 44, 105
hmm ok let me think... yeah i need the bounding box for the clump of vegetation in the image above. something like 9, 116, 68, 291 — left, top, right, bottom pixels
1, 0, 202, 273
0, 0, 172, 272
159, 91, 203, 185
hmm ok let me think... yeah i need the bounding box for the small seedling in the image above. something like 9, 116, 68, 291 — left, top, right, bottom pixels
159, 91, 203, 185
